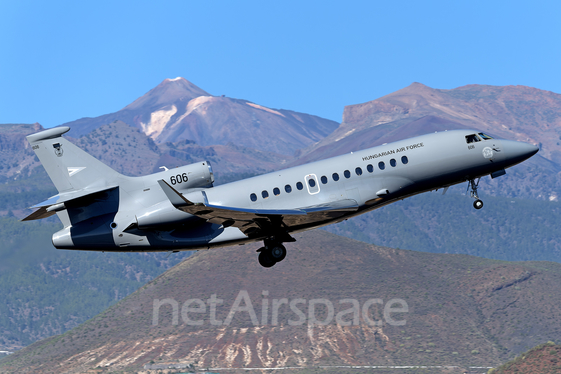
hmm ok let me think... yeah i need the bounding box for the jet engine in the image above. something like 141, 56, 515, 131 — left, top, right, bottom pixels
51, 161, 215, 249
158, 161, 214, 192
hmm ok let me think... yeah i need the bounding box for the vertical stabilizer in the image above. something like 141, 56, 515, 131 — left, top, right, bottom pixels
27, 126, 125, 193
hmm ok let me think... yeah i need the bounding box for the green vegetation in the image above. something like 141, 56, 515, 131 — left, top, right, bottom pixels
0, 168, 57, 210
0, 187, 57, 211
488, 341, 561, 373
2, 170, 561, 353
0, 216, 191, 349
9, 228, 554, 371
324, 191, 561, 262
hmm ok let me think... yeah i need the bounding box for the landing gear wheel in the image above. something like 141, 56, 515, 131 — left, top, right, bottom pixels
257, 240, 288, 267
467, 178, 484, 210
258, 250, 276, 268
270, 244, 286, 262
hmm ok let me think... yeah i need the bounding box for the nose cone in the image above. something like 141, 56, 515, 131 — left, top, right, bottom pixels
502, 140, 539, 166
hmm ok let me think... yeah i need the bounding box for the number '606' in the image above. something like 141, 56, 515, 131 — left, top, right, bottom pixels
170, 173, 188, 185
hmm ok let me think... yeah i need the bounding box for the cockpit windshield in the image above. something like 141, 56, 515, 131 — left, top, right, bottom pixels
465, 134, 481, 143
478, 132, 493, 140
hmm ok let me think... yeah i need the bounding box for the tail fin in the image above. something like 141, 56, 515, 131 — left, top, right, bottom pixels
27, 126, 125, 193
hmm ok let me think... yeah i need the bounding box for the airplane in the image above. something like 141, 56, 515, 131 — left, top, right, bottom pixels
23, 126, 538, 267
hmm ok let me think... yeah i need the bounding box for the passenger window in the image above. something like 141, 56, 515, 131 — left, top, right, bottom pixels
285, 184, 292, 193
250, 193, 257, 202
321, 175, 328, 184
401, 156, 408, 164
355, 167, 362, 176
367, 164, 373, 173
378, 161, 385, 170
465, 134, 481, 143
273, 187, 280, 196
262, 190, 269, 199
344, 170, 351, 178
390, 159, 396, 167
308, 178, 316, 188
296, 182, 303, 190
332, 173, 339, 181
479, 132, 493, 140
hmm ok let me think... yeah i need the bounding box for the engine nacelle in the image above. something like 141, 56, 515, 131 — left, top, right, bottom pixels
51, 162, 215, 249
157, 161, 214, 192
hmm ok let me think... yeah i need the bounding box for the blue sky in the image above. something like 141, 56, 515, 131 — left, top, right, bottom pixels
1, 1, 560, 128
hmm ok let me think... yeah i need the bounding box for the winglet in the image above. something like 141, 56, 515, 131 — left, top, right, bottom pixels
157, 180, 195, 207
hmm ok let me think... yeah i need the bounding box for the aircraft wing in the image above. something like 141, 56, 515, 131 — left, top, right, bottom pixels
158, 180, 358, 237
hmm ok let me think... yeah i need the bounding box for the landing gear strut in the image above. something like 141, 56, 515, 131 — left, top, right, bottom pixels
257, 238, 287, 268
467, 178, 484, 210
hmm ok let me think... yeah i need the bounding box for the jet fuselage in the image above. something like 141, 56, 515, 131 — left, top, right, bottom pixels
25, 127, 538, 267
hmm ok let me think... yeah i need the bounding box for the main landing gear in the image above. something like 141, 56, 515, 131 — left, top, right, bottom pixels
257, 238, 287, 268
468, 178, 484, 210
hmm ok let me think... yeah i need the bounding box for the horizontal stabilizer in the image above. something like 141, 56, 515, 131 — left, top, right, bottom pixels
22, 185, 118, 221
21, 207, 57, 221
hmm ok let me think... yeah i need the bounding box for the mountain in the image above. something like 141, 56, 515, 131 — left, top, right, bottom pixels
300, 83, 561, 161
0, 104, 324, 353
63, 77, 340, 156
3, 81, 561, 359
489, 341, 561, 373
2, 230, 561, 373
0, 121, 288, 191
293, 83, 561, 201
0, 216, 192, 352
0, 123, 42, 180
70, 120, 280, 178
6, 82, 561, 200
61, 78, 210, 138
3, 186, 560, 352
323, 192, 561, 262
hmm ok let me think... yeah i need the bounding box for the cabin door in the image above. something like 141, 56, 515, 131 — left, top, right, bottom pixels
305, 174, 320, 195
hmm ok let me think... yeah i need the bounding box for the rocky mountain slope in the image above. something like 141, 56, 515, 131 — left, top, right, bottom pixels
63, 77, 340, 156
0, 123, 42, 181
72, 120, 287, 177
2, 80, 561, 359
324, 192, 561, 262
4, 81, 561, 200
489, 341, 561, 373
300, 83, 561, 161
293, 83, 561, 201
2, 231, 561, 373
0, 121, 288, 194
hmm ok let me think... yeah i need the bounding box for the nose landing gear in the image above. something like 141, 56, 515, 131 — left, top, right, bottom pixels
468, 178, 484, 210
473, 199, 484, 209
257, 238, 287, 268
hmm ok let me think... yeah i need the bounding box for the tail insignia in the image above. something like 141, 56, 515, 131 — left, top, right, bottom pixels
67, 167, 86, 177
53, 143, 63, 157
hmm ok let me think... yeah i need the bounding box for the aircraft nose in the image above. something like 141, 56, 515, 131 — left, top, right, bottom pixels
502, 140, 539, 164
